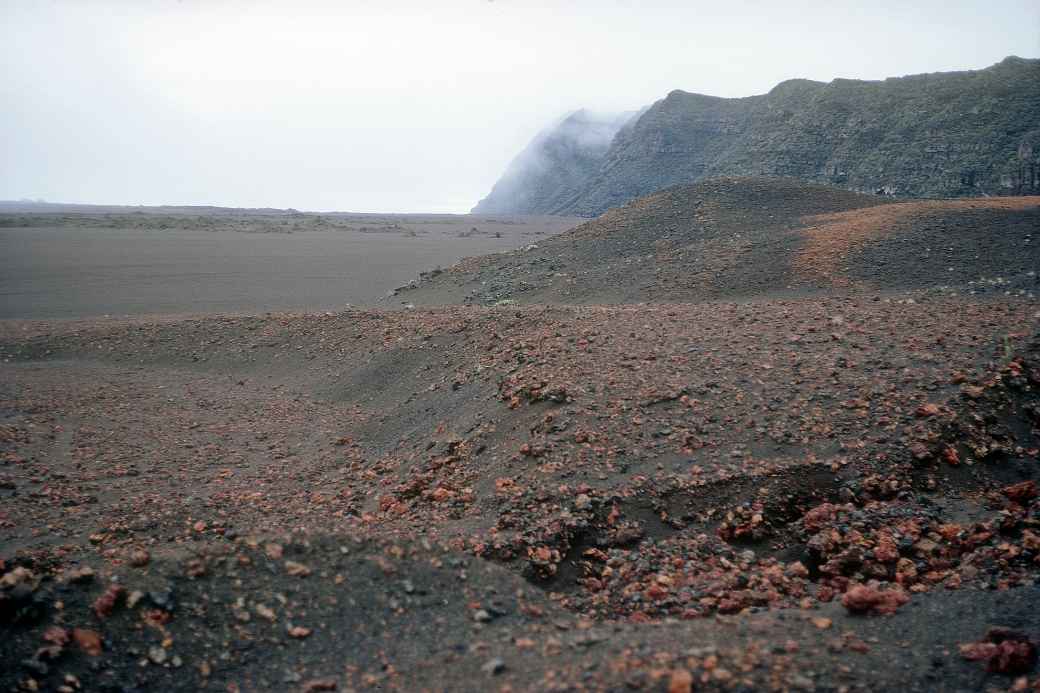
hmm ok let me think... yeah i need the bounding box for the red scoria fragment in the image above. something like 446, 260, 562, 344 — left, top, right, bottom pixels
72, 628, 103, 656
960, 628, 1038, 674
841, 583, 909, 615
36, 628, 69, 661
129, 549, 151, 567
1003, 480, 1038, 505
909, 442, 931, 460
915, 403, 941, 417
668, 668, 693, 693
961, 384, 986, 399
874, 533, 899, 563
42, 626, 70, 646
93, 584, 125, 619
430, 486, 453, 502
801, 503, 844, 531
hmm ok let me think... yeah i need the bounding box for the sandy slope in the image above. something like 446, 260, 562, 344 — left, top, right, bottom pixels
401, 178, 1039, 306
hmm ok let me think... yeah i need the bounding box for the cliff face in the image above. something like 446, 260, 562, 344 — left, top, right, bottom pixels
478, 57, 1040, 216
470, 109, 637, 215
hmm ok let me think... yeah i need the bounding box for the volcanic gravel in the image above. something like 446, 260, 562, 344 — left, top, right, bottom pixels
2, 179, 1040, 691
2, 291, 1039, 691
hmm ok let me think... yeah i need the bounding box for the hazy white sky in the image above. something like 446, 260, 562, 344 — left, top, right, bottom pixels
2, 1, 1038, 212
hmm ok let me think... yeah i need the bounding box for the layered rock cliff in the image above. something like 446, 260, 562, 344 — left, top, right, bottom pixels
476, 57, 1040, 216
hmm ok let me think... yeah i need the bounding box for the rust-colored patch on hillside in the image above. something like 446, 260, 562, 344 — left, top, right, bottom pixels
794, 197, 1040, 287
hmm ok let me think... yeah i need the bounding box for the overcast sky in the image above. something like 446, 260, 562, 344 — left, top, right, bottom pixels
1, 1, 1038, 212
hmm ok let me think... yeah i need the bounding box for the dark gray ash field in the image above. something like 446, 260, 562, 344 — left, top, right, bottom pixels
0, 209, 578, 319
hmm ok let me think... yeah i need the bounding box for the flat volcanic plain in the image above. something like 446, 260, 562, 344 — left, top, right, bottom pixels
0, 210, 579, 319
1, 181, 1039, 692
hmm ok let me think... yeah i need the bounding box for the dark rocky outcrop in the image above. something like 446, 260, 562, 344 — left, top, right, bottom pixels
478, 57, 1040, 216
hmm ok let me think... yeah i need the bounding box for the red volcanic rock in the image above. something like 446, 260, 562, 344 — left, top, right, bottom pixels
72, 628, 103, 656
960, 628, 1037, 674
841, 583, 909, 615
92, 585, 125, 619
1003, 481, 1038, 505
915, 403, 941, 418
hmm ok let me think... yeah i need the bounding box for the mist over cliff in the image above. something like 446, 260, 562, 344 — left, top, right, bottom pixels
471, 109, 639, 215
477, 57, 1040, 217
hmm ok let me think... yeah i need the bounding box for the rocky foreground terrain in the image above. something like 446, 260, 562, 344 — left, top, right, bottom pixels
475, 57, 1040, 216
2, 179, 1040, 691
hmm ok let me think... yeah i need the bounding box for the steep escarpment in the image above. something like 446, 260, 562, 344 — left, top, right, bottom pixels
471, 109, 637, 215
479, 57, 1040, 216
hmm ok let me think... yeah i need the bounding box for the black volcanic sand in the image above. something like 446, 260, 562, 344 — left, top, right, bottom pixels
2, 180, 1040, 692
400, 177, 1039, 306
0, 213, 580, 319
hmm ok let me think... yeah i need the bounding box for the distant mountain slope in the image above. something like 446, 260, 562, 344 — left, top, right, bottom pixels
471, 109, 638, 214
409, 176, 1040, 305
478, 57, 1040, 216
